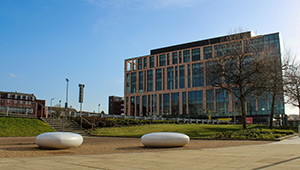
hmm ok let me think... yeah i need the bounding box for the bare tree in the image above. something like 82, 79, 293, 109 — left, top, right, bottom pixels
284, 58, 300, 115
260, 46, 286, 128
207, 32, 267, 129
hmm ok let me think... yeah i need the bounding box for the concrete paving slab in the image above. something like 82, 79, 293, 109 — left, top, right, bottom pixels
1, 137, 300, 169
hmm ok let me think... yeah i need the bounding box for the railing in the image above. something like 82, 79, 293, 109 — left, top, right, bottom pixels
80, 116, 95, 135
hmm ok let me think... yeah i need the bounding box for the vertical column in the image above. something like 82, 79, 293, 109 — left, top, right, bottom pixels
179, 92, 183, 115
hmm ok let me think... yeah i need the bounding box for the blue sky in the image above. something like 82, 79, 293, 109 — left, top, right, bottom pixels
1, 0, 300, 114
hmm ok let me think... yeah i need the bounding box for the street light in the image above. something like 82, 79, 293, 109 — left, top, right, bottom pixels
98, 104, 101, 113
65, 78, 69, 112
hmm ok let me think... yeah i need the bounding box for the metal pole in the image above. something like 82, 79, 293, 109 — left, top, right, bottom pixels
51, 98, 54, 127
80, 103, 83, 126
98, 104, 100, 113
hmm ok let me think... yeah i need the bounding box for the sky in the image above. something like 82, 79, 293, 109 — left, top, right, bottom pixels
1, 0, 300, 114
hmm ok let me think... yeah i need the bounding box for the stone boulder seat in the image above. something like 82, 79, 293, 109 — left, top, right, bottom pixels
141, 132, 190, 148
36, 132, 83, 149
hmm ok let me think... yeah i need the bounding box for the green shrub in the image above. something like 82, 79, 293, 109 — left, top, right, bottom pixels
215, 128, 295, 140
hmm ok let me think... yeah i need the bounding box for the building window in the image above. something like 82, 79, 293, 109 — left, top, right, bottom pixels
204, 46, 213, 59
142, 95, 147, 116
130, 97, 135, 116
136, 96, 140, 116
172, 52, 178, 64
171, 93, 179, 117
188, 90, 203, 118
143, 57, 148, 69
188, 64, 191, 88
192, 48, 200, 61
159, 94, 162, 116
167, 53, 170, 65
156, 69, 162, 91
138, 59, 143, 69
183, 50, 190, 63
131, 72, 136, 93
182, 92, 187, 115
126, 73, 130, 94
179, 51, 182, 63
192, 63, 204, 87
159, 54, 166, 66
179, 65, 185, 88
206, 89, 215, 114
148, 95, 151, 115
139, 71, 143, 92
163, 93, 170, 116
216, 89, 229, 116
147, 70, 153, 92
167, 67, 174, 90
153, 95, 157, 115
150, 56, 154, 68
175, 66, 178, 89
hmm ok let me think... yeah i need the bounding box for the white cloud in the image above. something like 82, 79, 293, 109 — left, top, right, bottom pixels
9, 73, 16, 77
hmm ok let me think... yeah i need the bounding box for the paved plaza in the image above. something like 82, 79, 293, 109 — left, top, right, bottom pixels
1, 136, 300, 170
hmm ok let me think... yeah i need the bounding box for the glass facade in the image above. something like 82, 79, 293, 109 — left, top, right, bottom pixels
160, 54, 166, 66
175, 66, 178, 89
156, 69, 162, 91
204, 46, 212, 59
142, 95, 147, 116
125, 32, 285, 123
182, 92, 187, 115
188, 91, 203, 118
206, 89, 214, 113
139, 71, 143, 92
216, 89, 229, 116
183, 50, 190, 63
131, 72, 136, 93
138, 59, 143, 69
147, 70, 153, 92
136, 96, 140, 116
179, 65, 185, 88
172, 52, 178, 64
150, 56, 154, 68
188, 64, 191, 88
171, 93, 179, 117
143, 57, 147, 69
192, 48, 200, 61
163, 93, 170, 115
192, 63, 204, 87
167, 67, 174, 90
126, 73, 130, 94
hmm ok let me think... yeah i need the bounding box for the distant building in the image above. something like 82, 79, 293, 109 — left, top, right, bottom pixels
108, 96, 124, 115
124, 31, 285, 124
0, 91, 46, 117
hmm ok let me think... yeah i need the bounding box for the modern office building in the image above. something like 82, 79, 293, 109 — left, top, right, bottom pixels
0, 91, 46, 117
108, 96, 124, 115
124, 32, 285, 124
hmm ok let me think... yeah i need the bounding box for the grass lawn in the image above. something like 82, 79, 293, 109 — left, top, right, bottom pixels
93, 124, 267, 139
0, 117, 55, 137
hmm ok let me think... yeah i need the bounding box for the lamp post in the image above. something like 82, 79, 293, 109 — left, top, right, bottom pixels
65, 78, 69, 117
51, 98, 55, 127
98, 104, 100, 113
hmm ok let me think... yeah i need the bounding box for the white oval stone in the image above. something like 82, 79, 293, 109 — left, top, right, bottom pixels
141, 132, 190, 147
36, 132, 83, 149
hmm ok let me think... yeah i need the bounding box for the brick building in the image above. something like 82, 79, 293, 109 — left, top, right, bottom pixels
108, 96, 124, 115
0, 91, 46, 117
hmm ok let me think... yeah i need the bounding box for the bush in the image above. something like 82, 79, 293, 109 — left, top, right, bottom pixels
215, 128, 295, 140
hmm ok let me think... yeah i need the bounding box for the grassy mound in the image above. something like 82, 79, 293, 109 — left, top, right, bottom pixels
0, 117, 55, 137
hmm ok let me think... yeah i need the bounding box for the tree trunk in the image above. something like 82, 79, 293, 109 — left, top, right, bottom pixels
269, 91, 276, 129
241, 97, 246, 129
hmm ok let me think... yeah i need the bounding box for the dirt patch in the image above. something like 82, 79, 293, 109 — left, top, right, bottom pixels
0, 136, 272, 158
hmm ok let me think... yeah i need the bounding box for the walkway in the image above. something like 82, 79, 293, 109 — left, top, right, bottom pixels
1, 137, 300, 170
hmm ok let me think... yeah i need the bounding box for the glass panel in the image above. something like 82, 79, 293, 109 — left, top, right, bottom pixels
192, 63, 204, 87
172, 52, 178, 64
188, 90, 203, 118
167, 67, 174, 90
147, 70, 153, 92
156, 69, 162, 91
179, 65, 185, 88
192, 48, 200, 61
171, 93, 179, 117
